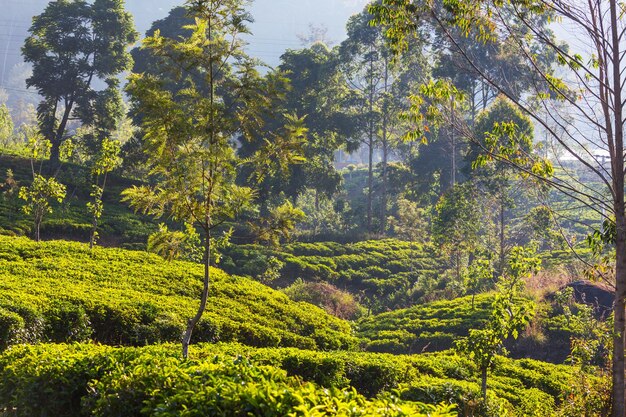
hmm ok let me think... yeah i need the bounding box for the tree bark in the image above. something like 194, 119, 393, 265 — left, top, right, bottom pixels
499, 195, 505, 275
49, 98, 74, 167
481, 366, 488, 400
182, 231, 211, 359
614, 222, 626, 417
367, 125, 374, 232
380, 60, 390, 235
610, 1, 625, 414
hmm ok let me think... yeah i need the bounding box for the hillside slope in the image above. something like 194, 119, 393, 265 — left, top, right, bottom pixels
0, 156, 157, 247
222, 239, 447, 312
0, 236, 357, 351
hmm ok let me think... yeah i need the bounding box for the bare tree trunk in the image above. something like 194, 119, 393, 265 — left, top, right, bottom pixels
611, 2, 626, 414
50, 99, 74, 166
380, 60, 390, 235
380, 140, 388, 235
367, 126, 374, 232
614, 224, 626, 417
315, 188, 320, 211
182, 231, 211, 359
35, 216, 41, 242
499, 195, 505, 274
481, 367, 488, 400
450, 100, 457, 188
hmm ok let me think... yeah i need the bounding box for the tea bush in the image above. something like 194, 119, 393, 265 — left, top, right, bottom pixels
0, 343, 587, 417
221, 239, 447, 312
0, 343, 455, 417
357, 294, 494, 353
0, 236, 358, 351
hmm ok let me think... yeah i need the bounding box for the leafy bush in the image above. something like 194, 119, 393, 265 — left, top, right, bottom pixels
283, 279, 364, 320
0, 236, 358, 351
221, 239, 447, 312
0, 343, 457, 417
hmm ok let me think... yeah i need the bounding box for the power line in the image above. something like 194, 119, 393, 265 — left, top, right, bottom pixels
0, 84, 39, 95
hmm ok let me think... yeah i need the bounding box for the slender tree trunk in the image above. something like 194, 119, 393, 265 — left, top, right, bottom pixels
450, 99, 457, 188
35, 216, 41, 242
499, 196, 505, 274
89, 213, 97, 249
380, 61, 390, 235
50, 99, 74, 166
610, 2, 626, 414
380, 141, 388, 235
614, 220, 626, 417
481, 367, 488, 400
182, 230, 211, 359
367, 126, 374, 232
315, 188, 320, 211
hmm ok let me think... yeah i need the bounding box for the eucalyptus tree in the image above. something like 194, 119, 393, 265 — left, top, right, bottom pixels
467, 97, 535, 273
276, 43, 357, 209
22, 0, 137, 164
122, 0, 305, 359
340, 9, 392, 232
371, 0, 626, 413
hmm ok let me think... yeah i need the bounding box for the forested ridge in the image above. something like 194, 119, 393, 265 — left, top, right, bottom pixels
0, 0, 621, 416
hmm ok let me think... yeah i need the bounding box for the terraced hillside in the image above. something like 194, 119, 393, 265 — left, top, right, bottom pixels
221, 239, 447, 312
0, 236, 357, 351
0, 156, 156, 247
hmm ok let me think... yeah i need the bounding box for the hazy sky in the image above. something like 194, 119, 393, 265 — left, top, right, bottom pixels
247, 0, 370, 65
131, 0, 370, 66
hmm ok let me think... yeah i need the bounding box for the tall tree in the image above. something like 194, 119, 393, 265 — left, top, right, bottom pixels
22, 0, 137, 164
123, 0, 304, 359
340, 9, 392, 232
277, 43, 357, 207
371, 1, 626, 414
468, 96, 534, 273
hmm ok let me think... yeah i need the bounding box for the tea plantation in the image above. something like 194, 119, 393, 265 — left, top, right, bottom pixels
0, 342, 594, 417
0, 156, 157, 247
0, 235, 357, 351
221, 240, 446, 312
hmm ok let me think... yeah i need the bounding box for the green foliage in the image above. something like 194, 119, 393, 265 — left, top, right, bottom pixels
456, 246, 538, 398
18, 137, 72, 241
221, 239, 446, 312
147, 223, 203, 262
358, 294, 495, 353
283, 279, 364, 320
87, 137, 122, 248
0, 154, 159, 246
0, 104, 14, 147
18, 175, 66, 228
123, 0, 306, 356
387, 198, 429, 242
23, 0, 138, 162
463, 259, 494, 305
0, 236, 357, 351
250, 201, 306, 247
0, 342, 587, 417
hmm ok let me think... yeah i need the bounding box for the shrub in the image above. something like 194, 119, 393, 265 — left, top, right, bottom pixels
0, 236, 358, 351
0, 344, 457, 417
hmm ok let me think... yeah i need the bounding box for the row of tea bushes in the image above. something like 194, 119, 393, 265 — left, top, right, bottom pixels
0, 156, 157, 246
221, 239, 446, 312
0, 343, 455, 417
356, 294, 494, 354
0, 343, 589, 417
0, 236, 358, 351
